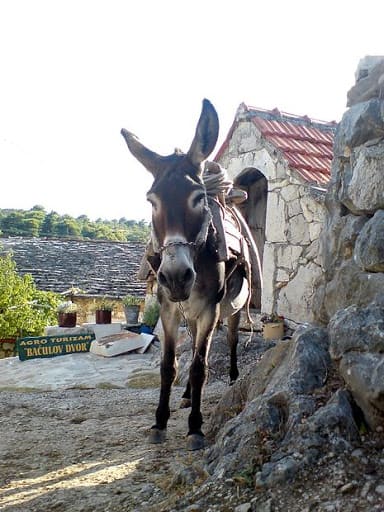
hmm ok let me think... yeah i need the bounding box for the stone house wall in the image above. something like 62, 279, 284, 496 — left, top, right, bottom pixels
217, 119, 327, 324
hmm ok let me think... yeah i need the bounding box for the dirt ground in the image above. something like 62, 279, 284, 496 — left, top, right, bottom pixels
0, 335, 383, 512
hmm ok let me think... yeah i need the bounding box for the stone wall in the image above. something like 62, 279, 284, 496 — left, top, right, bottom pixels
314, 56, 384, 324
314, 56, 384, 429
217, 120, 326, 323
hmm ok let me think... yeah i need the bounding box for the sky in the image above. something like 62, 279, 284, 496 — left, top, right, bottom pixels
0, 0, 383, 222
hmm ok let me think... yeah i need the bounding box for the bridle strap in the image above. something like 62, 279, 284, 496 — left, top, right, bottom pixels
159, 240, 197, 254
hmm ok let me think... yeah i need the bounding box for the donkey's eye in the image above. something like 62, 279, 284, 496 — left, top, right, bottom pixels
192, 193, 205, 208
147, 193, 160, 212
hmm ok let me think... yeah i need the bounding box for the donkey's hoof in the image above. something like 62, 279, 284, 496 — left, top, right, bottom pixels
187, 433, 205, 451
148, 428, 166, 444
180, 398, 192, 409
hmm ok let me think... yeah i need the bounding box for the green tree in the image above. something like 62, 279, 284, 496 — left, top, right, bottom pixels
0, 207, 150, 242
0, 251, 60, 338
40, 211, 60, 236
55, 216, 82, 237
1, 211, 24, 236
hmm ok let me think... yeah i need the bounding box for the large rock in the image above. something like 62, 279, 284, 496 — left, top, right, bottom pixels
319, 201, 368, 281
254, 389, 359, 488
334, 99, 384, 156
323, 260, 384, 320
204, 326, 359, 486
354, 209, 384, 272
339, 352, 384, 429
329, 303, 384, 359
329, 302, 384, 429
340, 142, 384, 214
347, 57, 384, 107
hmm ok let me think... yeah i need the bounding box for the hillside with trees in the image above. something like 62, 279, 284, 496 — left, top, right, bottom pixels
0, 206, 150, 242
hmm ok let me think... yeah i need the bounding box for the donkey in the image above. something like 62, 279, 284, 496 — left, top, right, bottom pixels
121, 99, 256, 450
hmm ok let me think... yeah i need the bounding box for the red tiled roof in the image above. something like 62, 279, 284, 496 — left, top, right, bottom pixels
215, 104, 337, 186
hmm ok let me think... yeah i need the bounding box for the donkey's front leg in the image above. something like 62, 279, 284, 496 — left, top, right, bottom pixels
228, 310, 241, 384
180, 320, 197, 409
149, 301, 180, 444
187, 305, 219, 450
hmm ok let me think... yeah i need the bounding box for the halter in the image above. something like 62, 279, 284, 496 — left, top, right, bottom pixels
159, 240, 197, 254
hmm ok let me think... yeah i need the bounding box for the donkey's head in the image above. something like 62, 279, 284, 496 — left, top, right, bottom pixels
121, 99, 219, 302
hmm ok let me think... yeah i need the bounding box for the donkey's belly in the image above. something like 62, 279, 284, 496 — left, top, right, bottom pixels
220, 276, 249, 319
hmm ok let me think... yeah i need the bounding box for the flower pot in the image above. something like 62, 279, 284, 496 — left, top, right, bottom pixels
124, 305, 140, 324
263, 322, 284, 340
140, 324, 153, 334
58, 312, 77, 328
95, 310, 112, 324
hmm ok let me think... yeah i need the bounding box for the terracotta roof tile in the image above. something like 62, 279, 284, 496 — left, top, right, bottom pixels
216, 104, 337, 185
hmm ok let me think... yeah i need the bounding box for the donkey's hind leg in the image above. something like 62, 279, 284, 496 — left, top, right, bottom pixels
227, 310, 241, 384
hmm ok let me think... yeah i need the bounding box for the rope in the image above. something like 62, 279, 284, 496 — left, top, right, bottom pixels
203, 161, 233, 197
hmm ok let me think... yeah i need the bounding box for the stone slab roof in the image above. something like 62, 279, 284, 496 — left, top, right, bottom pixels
215, 103, 337, 186
0, 237, 147, 298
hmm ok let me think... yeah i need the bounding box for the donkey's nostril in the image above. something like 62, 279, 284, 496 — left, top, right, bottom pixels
158, 271, 168, 287
183, 268, 194, 283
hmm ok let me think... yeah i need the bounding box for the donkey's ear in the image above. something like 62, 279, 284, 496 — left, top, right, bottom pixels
121, 128, 167, 178
187, 99, 219, 169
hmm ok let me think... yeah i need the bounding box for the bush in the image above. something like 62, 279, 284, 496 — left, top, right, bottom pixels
0, 251, 60, 338
142, 297, 160, 328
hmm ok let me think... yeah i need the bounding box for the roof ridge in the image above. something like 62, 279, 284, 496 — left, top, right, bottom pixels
240, 103, 337, 132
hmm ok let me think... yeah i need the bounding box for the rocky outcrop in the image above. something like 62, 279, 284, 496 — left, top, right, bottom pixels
205, 326, 359, 486
314, 56, 384, 323
205, 57, 384, 491
329, 302, 384, 429
314, 56, 384, 431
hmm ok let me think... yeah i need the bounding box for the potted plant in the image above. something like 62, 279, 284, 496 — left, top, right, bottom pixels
57, 301, 78, 328
122, 294, 143, 324
94, 298, 114, 324
141, 297, 160, 334
261, 312, 285, 340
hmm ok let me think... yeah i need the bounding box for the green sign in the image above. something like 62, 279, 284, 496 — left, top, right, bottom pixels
17, 333, 95, 361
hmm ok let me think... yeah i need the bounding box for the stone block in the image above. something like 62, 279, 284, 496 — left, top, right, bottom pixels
329, 303, 384, 360
287, 200, 302, 218
354, 209, 384, 272
334, 99, 384, 155
347, 57, 384, 107
265, 192, 287, 242
261, 243, 277, 314
324, 260, 384, 320
286, 214, 310, 245
278, 263, 322, 323
339, 352, 384, 429
341, 143, 384, 214
280, 184, 300, 202
276, 245, 303, 270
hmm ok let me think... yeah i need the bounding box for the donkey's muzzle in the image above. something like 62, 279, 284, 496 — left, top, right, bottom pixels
157, 266, 196, 302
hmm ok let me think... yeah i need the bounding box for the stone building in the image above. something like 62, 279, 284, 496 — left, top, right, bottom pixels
215, 104, 336, 323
